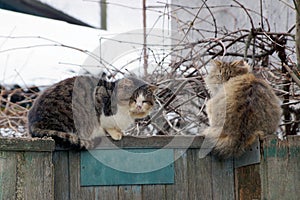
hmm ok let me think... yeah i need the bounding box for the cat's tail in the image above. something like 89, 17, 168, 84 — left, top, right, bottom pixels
29, 126, 100, 150
202, 126, 263, 159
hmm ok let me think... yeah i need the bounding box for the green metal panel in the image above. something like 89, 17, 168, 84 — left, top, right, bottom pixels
80, 149, 174, 186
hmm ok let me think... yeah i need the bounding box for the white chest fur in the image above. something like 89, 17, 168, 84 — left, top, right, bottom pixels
100, 105, 135, 130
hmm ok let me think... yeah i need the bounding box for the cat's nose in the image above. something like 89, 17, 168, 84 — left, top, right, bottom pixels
136, 101, 143, 109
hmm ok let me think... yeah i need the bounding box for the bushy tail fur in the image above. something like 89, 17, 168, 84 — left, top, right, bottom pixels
203, 127, 263, 159
29, 125, 100, 149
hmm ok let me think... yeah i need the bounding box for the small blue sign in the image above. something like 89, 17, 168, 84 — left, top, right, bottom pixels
80, 149, 174, 186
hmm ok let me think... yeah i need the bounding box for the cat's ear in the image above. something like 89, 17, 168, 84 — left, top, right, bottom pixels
211, 60, 223, 67
231, 60, 246, 67
118, 78, 134, 89
148, 85, 158, 93
232, 60, 251, 73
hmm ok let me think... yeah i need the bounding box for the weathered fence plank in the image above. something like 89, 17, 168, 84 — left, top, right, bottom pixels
141, 185, 164, 200
53, 151, 71, 200
69, 151, 96, 200
0, 151, 17, 200
165, 149, 188, 200
235, 164, 261, 200
211, 156, 234, 200
0, 137, 54, 151
95, 185, 118, 200
187, 149, 213, 200
0, 138, 54, 200
118, 186, 139, 200
22, 151, 54, 200
260, 136, 300, 200
68, 150, 81, 200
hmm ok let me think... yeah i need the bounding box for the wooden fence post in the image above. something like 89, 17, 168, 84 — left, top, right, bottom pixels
0, 138, 55, 200
235, 135, 300, 200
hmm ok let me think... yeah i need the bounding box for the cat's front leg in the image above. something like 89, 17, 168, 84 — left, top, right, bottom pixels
105, 128, 123, 140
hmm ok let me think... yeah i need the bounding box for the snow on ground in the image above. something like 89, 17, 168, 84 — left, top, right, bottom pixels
0, 126, 26, 137
0, 0, 168, 87
0, 8, 109, 87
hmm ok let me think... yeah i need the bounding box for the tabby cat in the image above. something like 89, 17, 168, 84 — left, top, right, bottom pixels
203, 60, 281, 158
28, 76, 157, 149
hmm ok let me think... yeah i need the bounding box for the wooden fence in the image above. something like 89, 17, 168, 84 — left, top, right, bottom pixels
0, 138, 54, 200
0, 135, 299, 200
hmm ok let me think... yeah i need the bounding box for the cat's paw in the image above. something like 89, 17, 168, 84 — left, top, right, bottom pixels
106, 128, 123, 140
110, 132, 123, 140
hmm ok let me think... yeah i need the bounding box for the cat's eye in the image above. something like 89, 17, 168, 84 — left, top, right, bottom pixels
142, 100, 153, 105
147, 90, 153, 95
